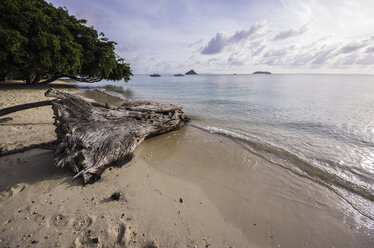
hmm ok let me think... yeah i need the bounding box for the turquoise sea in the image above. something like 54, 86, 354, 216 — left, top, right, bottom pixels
78, 74, 374, 221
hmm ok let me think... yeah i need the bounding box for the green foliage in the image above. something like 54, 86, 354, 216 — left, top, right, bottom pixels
0, 0, 132, 84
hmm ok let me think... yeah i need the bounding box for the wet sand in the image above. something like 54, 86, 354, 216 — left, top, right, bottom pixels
134, 126, 373, 247
0, 87, 373, 247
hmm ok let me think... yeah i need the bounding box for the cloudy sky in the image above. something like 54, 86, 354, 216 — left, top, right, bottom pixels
48, 0, 374, 74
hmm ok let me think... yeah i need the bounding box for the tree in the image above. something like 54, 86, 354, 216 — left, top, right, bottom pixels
0, 0, 132, 84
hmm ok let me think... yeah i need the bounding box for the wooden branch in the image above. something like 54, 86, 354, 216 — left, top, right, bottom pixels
0, 100, 53, 117
70, 76, 103, 83
45, 88, 189, 184
0, 117, 13, 123
38, 75, 61, 84
0, 99, 109, 117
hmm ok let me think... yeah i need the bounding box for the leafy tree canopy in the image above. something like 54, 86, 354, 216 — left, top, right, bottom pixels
0, 0, 132, 84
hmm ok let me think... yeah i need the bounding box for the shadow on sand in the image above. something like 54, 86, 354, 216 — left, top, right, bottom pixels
0, 82, 79, 90
0, 149, 81, 193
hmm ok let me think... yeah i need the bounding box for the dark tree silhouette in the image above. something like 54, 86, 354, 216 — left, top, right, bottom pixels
0, 0, 132, 84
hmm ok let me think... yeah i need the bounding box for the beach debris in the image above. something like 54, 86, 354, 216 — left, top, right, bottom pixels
111, 192, 121, 201
45, 88, 189, 184
146, 239, 159, 248
0, 99, 107, 118
92, 237, 99, 244
0, 98, 110, 157
0, 117, 12, 123
0, 100, 53, 117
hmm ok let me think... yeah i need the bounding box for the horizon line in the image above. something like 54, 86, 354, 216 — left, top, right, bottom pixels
133, 72, 374, 76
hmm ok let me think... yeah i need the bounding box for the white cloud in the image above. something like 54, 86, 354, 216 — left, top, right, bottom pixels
48, 0, 374, 73
76, 9, 111, 29
200, 32, 229, 54
201, 21, 268, 54
227, 52, 245, 66
188, 39, 203, 48
366, 46, 374, 53
263, 46, 295, 58
338, 41, 369, 54
249, 40, 266, 57
356, 54, 374, 65
196, 36, 372, 72
273, 25, 308, 40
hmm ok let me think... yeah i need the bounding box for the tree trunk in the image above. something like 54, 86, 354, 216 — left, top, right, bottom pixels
25, 75, 32, 85
0, 100, 54, 117
39, 75, 60, 84
32, 72, 41, 84
23, 71, 33, 85
0, 99, 108, 118
45, 88, 189, 184
0, 71, 8, 82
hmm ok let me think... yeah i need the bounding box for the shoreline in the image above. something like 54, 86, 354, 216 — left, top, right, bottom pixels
89, 80, 374, 222
0, 84, 373, 247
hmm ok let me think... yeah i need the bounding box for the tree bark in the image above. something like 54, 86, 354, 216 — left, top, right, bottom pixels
22, 70, 38, 85
24, 72, 32, 85
0, 117, 13, 123
0, 71, 8, 82
32, 72, 41, 84
70, 76, 102, 83
0, 99, 108, 118
39, 75, 60, 84
0, 100, 53, 117
45, 88, 189, 184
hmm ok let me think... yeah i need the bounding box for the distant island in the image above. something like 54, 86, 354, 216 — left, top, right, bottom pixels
150, 74, 161, 77
185, 69, 197, 75
174, 74, 184, 77
253, 71, 271, 74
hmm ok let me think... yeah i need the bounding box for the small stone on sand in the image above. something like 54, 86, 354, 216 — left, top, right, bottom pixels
111, 192, 121, 201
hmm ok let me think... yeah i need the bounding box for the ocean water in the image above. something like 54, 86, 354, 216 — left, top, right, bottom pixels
78, 74, 374, 221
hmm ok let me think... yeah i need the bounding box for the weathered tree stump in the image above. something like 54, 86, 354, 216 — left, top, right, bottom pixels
45, 88, 189, 184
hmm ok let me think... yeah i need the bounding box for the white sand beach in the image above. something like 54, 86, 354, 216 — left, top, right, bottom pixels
0, 86, 373, 248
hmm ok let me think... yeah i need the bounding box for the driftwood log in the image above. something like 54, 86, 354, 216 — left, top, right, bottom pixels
0, 99, 107, 117
0, 97, 111, 156
45, 88, 189, 184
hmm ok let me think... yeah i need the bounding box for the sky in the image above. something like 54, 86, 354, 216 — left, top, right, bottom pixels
48, 0, 374, 74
